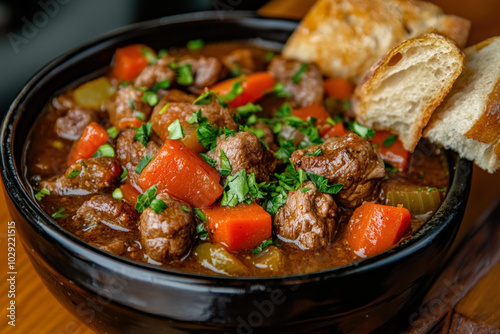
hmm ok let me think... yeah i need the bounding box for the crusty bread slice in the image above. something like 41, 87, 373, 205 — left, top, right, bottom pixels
282, 0, 470, 83
424, 37, 500, 173
352, 33, 465, 152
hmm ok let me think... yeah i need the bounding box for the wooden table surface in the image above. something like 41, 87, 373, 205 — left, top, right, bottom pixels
1, 1, 500, 333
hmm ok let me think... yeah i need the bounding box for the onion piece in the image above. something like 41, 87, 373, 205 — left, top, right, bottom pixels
194, 243, 248, 276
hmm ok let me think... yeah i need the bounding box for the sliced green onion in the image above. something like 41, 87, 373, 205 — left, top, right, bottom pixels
292, 64, 308, 84
150, 198, 167, 213
52, 207, 69, 219
98, 144, 115, 158
35, 188, 49, 201
106, 126, 119, 139
187, 39, 204, 51
112, 188, 124, 200
66, 169, 81, 179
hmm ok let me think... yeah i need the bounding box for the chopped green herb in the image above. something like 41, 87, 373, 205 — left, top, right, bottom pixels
119, 80, 132, 89
382, 175, 390, 181
134, 122, 153, 147
112, 188, 123, 200
187, 109, 203, 125
383, 134, 397, 147
237, 102, 262, 115
384, 160, 398, 174
159, 103, 170, 115
176, 64, 194, 86
135, 153, 154, 174
153, 79, 171, 91
304, 148, 322, 156
275, 137, 295, 162
220, 150, 232, 175
265, 52, 275, 62
348, 121, 375, 139
106, 126, 119, 139
326, 117, 336, 126
222, 80, 243, 102
194, 208, 207, 222
292, 63, 308, 84
426, 186, 436, 191
129, 98, 136, 110
306, 172, 343, 194
52, 207, 69, 219
135, 185, 157, 212
199, 153, 217, 168
181, 206, 190, 212
230, 65, 242, 77
221, 170, 249, 207
150, 198, 167, 213
134, 110, 146, 121
341, 99, 351, 111
251, 238, 281, 254
193, 91, 216, 105
66, 169, 81, 179
439, 188, 446, 193
35, 188, 49, 201
372, 143, 378, 149
157, 49, 168, 58
187, 39, 204, 51
196, 222, 208, 239
301, 187, 312, 193
273, 82, 291, 98
141, 47, 158, 64
142, 91, 159, 107
224, 127, 237, 138
168, 119, 185, 140
119, 168, 128, 181
97, 144, 115, 158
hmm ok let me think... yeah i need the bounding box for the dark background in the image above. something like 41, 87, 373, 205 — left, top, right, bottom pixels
0, 0, 269, 117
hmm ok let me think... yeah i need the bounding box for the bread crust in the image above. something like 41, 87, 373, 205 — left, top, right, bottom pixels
282, 0, 470, 83
352, 33, 465, 152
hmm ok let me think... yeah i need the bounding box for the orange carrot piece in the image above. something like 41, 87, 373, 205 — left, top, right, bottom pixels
211, 72, 275, 108
292, 103, 330, 125
371, 131, 410, 172
346, 202, 411, 258
138, 139, 222, 208
324, 78, 354, 100
67, 122, 108, 165
202, 202, 272, 251
321, 122, 346, 139
111, 44, 153, 81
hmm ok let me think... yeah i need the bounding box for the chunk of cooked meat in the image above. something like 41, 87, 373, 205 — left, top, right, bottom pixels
177, 55, 225, 94
139, 193, 195, 263
222, 48, 266, 75
75, 194, 139, 231
274, 181, 339, 250
207, 131, 278, 182
55, 107, 97, 141
107, 85, 152, 127
134, 56, 176, 88
40, 157, 121, 195
150, 91, 237, 141
290, 133, 385, 208
268, 56, 324, 108
115, 127, 160, 188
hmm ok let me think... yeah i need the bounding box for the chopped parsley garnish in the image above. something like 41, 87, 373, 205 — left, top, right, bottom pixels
292, 63, 308, 84
106, 126, 119, 139
304, 148, 322, 156
188, 110, 223, 151
157, 49, 168, 58
384, 160, 398, 174
221, 170, 250, 207
119, 168, 128, 181
159, 103, 170, 115
112, 188, 123, 200
275, 137, 295, 162
426, 186, 437, 191
194, 208, 208, 239
326, 117, 336, 126
134, 122, 153, 147
301, 187, 312, 193
135, 153, 154, 174
129, 98, 136, 110
194, 208, 207, 222
219, 150, 232, 175
187, 39, 204, 51
193, 90, 217, 105
265, 52, 275, 62
230, 65, 242, 77
306, 172, 343, 194
35, 188, 49, 201
222, 80, 244, 102
439, 188, 446, 193
348, 121, 375, 139
175, 64, 194, 86
134, 110, 146, 121
52, 207, 69, 219
272, 82, 291, 98
251, 239, 281, 254
142, 91, 159, 107
168, 119, 185, 140
141, 47, 158, 65
237, 102, 262, 115
135, 185, 158, 212
181, 206, 190, 212
275, 163, 307, 191
119, 80, 132, 89
199, 153, 217, 168
150, 198, 167, 213
66, 169, 81, 179
383, 134, 397, 147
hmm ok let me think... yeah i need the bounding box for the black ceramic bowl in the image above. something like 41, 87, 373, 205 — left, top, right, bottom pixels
1, 12, 472, 334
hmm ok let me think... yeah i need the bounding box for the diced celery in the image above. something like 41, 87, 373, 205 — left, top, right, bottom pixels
386, 188, 442, 214
195, 243, 248, 276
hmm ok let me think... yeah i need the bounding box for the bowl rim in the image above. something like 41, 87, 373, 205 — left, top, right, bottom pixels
0, 11, 472, 285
